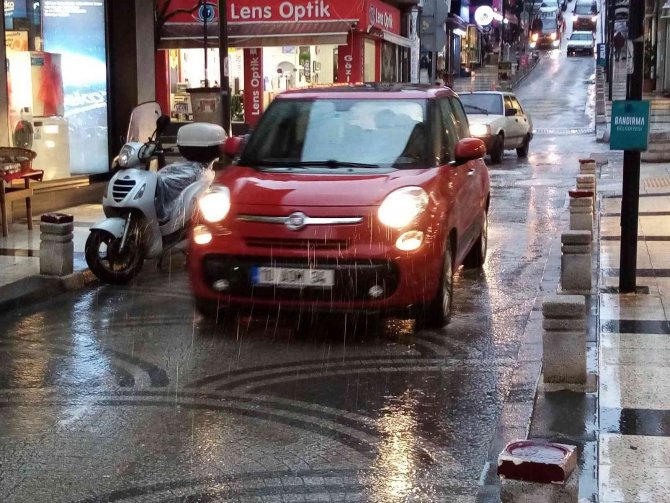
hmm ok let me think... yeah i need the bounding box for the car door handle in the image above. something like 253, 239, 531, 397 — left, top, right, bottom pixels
468, 168, 476, 176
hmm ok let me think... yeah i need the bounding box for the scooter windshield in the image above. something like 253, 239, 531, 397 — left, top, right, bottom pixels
126, 102, 163, 143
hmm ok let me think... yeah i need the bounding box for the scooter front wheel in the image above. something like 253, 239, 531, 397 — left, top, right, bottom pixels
85, 229, 144, 284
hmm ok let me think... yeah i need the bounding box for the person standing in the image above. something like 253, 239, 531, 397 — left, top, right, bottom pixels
614, 31, 626, 61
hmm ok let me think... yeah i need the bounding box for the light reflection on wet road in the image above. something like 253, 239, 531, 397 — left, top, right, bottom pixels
0, 52, 604, 502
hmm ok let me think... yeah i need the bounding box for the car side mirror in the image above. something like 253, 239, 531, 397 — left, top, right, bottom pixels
455, 138, 486, 163
223, 135, 244, 157
505, 108, 517, 117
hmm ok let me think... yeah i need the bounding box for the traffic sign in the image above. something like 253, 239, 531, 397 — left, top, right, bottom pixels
610, 100, 650, 151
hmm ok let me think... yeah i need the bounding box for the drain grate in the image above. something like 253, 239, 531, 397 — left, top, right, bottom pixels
533, 127, 594, 135
644, 176, 670, 189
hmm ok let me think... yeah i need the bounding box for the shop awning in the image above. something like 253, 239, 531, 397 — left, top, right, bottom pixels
373, 29, 414, 48
160, 20, 358, 49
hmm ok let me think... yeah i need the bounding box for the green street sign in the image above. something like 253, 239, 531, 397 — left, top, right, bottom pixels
610, 100, 650, 151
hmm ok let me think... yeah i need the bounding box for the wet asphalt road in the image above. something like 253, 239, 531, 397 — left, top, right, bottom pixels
0, 52, 601, 502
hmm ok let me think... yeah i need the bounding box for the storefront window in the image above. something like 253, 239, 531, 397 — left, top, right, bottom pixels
164, 44, 339, 127
364, 39, 376, 81
381, 42, 397, 82
4, 0, 110, 180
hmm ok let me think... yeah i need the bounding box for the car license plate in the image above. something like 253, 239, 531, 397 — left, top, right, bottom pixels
253, 267, 335, 288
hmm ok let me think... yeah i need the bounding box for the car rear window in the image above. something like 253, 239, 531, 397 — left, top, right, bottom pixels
241, 98, 430, 169
571, 33, 593, 40
459, 93, 503, 115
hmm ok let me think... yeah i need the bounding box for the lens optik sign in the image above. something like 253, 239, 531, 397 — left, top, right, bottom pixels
610, 100, 651, 151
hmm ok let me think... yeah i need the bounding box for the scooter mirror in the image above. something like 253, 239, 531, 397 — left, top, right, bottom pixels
155, 115, 171, 137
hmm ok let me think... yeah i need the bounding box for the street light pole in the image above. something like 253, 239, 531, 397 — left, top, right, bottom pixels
218, 0, 231, 135
618, 0, 645, 292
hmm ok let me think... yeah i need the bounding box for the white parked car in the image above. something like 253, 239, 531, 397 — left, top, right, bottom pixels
567, 31, 596, 56
458, 92, 533, 164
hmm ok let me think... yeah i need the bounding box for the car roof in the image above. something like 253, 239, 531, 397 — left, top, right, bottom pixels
572, 30, 594, 35
458, 91, 513, 97
275, 83, 459, 100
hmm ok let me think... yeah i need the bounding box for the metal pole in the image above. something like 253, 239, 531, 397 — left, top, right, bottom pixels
619, 0, 645, 292
607, 0, 615, 99
203, 0, 209, 87
218, 0, 231, 135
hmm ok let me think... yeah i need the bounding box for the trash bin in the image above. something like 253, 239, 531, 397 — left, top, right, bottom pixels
187, 87, 223, 126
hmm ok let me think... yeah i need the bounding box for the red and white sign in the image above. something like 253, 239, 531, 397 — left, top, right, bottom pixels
337, 32, 364, 83
367, 0, 400, 34
243, 48, 263, 126
164, 0, 400, 35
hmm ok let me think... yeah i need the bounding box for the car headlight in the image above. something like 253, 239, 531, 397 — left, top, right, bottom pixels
470, 124, 491, 137
199, 186, 231, 223
530, 41, 537, 49
118, 145, 136, 167
378, 187, 429, 229
550, 32, 557, 41
592, 15, 598, 22
531, 33, 539, 42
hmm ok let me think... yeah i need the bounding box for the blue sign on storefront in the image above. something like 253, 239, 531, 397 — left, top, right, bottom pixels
597, 43, 607, 67
610, 100, 651, 151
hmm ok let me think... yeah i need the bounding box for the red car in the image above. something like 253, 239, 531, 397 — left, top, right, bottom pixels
189, 84, 489, 328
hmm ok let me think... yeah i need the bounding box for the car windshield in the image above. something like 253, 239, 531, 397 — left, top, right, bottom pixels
575, 4, 594, 14
571, 33, 593, 40
240, 98, 429, 169
459, 93, 503, 115
542, 18, 558, 31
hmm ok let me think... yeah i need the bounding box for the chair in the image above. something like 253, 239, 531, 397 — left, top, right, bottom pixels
0, 148, 41, 237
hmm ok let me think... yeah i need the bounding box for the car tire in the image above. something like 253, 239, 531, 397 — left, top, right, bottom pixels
464, 211, 488, 269
416, 235, 454, 329
490, 134, 504, 164
516, 135, 531, 158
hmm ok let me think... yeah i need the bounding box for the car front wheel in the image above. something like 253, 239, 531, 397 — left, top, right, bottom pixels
416, 236, 454, 329
490, 134, 504, 164
517, 135, 531, 158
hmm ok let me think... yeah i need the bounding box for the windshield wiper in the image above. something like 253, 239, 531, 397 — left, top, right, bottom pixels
291, 160, 380, 169
245, 159, 380, 169
464, 104, 489, 115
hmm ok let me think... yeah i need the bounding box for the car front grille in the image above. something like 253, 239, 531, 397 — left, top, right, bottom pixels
112, 179, 136, 202
244, 237, 349, 251
202, 255, 399, 302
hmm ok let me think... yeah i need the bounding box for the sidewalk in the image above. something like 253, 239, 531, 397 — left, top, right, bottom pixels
597, 159, 670, 500
0, 204, 102, 313
597, 60, 670, 160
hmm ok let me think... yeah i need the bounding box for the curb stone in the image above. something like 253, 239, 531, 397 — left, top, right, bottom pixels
0, 269, 97, 316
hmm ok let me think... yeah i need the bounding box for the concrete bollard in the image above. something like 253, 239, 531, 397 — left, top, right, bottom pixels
576, 174, 596, 211
578, 158, 596, 175
561, 230, 592, 292
569, 193, 593, 234
542, 294, 587, 384
40, 213, 74, 276
499, 440, 579, 502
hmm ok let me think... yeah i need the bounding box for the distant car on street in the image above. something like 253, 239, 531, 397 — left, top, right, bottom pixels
573, 0, 598, 31
189, 84, 490, 328
459, 91, 533, 164
567, 31, 596, 56
530, 6, 561, 50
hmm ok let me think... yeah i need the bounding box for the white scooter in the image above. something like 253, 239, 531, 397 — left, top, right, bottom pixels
85, 102, 224, 284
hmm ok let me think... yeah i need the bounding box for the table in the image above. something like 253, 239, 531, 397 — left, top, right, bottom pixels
1, 169, 44, 237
